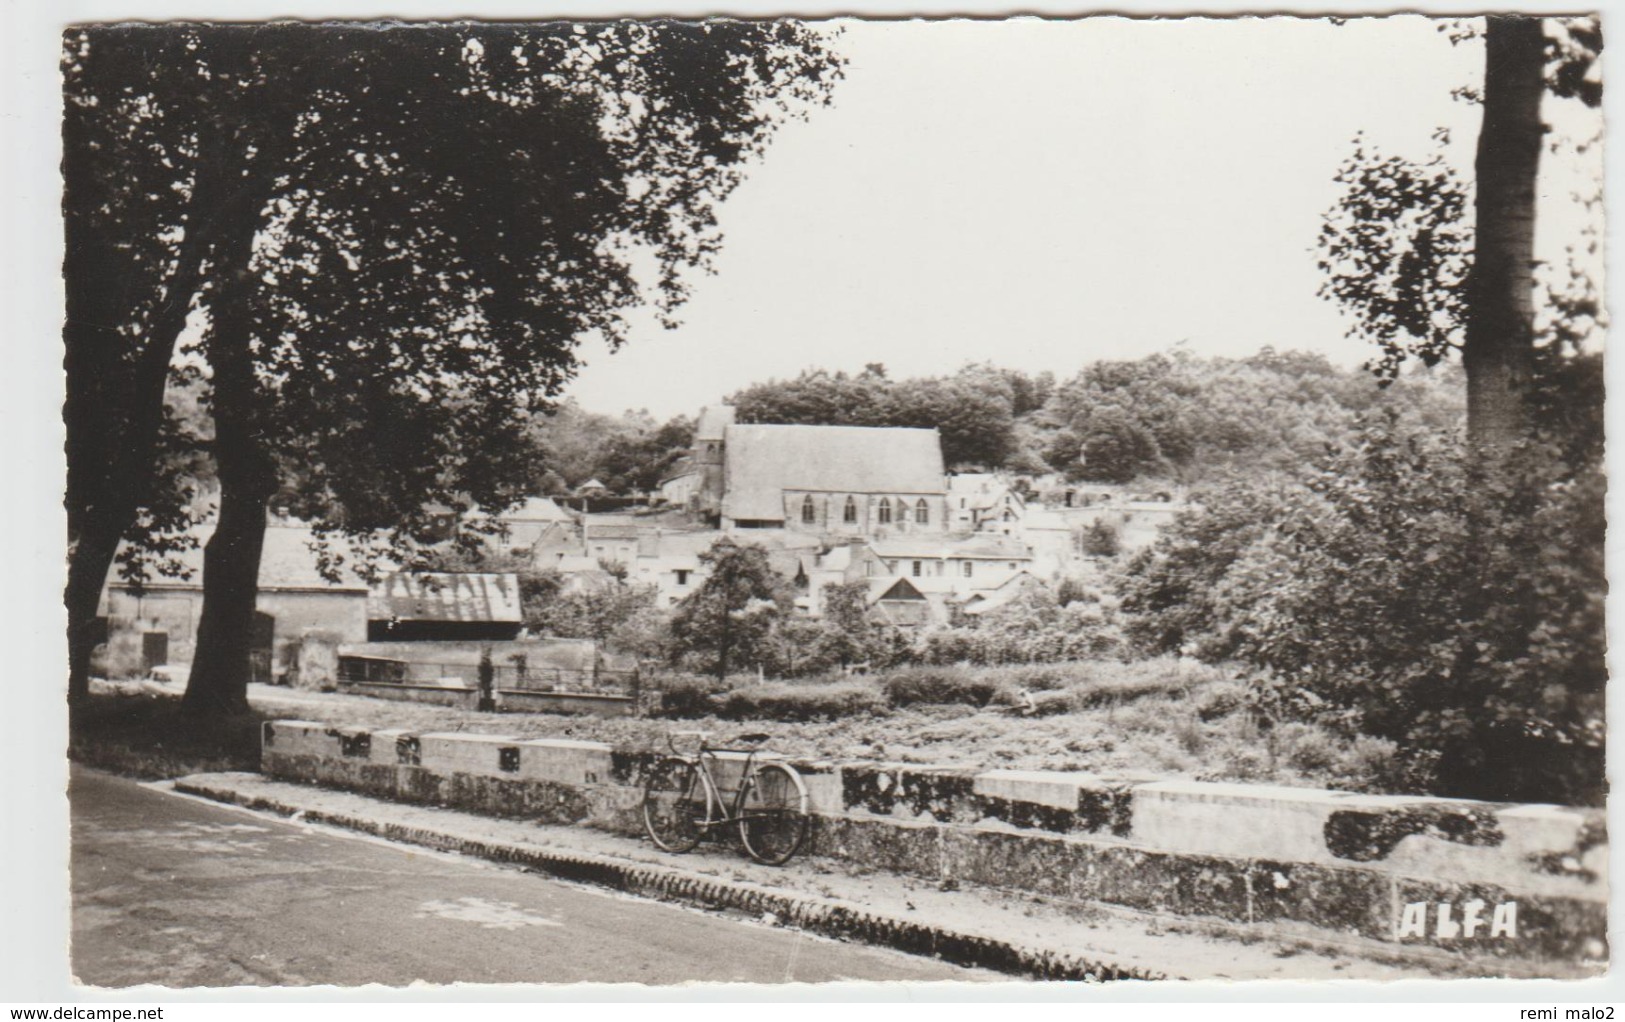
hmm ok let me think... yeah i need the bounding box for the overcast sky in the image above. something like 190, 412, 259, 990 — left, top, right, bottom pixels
564, 16, 1600, 420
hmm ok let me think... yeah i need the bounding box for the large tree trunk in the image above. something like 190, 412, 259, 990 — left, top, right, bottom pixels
62, 108, 221, 704
63, 255, 208, 705
64, 514, 123, 705
1436, 16, 1554, 797
182, 267, 276, 718
1462, 15, 1546, 460
182, 463, 273, 716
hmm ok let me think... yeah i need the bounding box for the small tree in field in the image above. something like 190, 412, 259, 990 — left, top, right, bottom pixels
818, 579, 877, 667
1080, 519, 1121, 558
669, 539, 791, 680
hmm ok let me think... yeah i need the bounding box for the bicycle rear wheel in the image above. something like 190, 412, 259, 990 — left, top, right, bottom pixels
642, 756, 710, 853
737, 762, 810, 865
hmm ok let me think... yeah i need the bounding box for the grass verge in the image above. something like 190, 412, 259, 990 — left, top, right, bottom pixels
69, 690, 267, 779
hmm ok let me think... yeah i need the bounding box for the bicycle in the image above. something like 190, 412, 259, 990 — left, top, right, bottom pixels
640, 731, 811, 866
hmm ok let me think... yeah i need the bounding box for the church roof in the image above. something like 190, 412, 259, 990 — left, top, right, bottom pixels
721, 424, 946, 522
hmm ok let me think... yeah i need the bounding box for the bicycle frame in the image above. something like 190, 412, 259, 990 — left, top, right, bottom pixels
672, 740, 771, 829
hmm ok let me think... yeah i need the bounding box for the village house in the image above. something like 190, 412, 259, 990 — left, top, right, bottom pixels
97, 522, 372, 681
863, 534, 1033, 587
657, 458, 701, 508
97, 522, 525, 682
957, 569, 1050, 618
791, 539, 870, 616
489, 496, 576, 557
626, 529, 718, 606
582, 520, 642, 568
946, 472, 1025, 533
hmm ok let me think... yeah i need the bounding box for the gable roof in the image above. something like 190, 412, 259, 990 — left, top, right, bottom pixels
961, 570, 1048, 615
874, 577, 929, 602
721, 424, 946, 522
584, 522, 641, 541
367, 572, 523, 623
500, 496, 574, 523
107, 523, 374, 593
870, 535, 1031, 561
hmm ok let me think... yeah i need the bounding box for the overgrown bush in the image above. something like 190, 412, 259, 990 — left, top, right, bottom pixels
1081, 519, 1122, 557
715, 679, 888, 721
912, 624, 1119, 666
1119, 415, 1606, 805
1194, 680, 1249, 722
881, 665, 1015, 708
654, 671, 731, 718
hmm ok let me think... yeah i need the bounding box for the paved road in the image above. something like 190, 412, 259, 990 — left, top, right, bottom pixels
70, 766, 984, 987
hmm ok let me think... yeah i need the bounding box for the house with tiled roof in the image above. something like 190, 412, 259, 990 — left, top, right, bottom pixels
97, 522, 525, 681
97, 522, 374, 680
946, 472, 1026, 533
865, 534, 1034, 591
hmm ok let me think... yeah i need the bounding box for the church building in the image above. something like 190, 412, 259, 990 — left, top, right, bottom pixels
699, 416, 950, 537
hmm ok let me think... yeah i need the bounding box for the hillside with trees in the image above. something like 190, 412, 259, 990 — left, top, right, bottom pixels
724, 350, 1464, 487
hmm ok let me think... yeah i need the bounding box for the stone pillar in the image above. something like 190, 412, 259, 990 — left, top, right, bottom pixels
289, 629, 342, 691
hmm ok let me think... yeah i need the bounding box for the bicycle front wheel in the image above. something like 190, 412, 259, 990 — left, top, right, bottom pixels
737, 762, 810, 865
642, 756, 710, 853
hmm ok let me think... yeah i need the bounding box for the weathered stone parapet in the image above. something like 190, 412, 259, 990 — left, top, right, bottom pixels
259, 719, 1607, 967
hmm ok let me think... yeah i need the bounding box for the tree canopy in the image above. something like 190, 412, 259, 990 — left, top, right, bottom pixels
63, 20, 844, 711
669, 538, 791, 679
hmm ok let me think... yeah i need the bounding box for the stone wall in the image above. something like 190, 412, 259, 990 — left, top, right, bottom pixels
333, 681, 635, 716
261, 719, 1607, 967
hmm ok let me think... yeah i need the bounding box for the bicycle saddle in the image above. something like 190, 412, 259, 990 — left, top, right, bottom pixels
734, 732, 771, 745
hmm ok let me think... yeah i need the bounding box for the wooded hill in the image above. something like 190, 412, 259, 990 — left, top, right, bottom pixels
537, 348, 1468, 495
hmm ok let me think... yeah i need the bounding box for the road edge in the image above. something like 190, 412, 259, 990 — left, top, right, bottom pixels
172, 773, 1169, 983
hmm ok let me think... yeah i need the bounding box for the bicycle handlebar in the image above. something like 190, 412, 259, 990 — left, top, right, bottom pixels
665, 730, 771, 754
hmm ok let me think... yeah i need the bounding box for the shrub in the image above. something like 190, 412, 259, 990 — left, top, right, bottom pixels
1081, 519, 1122, 557
1194, 680, 1249, 722
1065, 665, 1191, 709
715, 679, 888, 722
881, 665, 1015, 708
1276, 721, 1340, 774
1027, 690, 1080, 716
991, 664, 1075, 692
654, 671, 730, 718
913, 626, 1120, 666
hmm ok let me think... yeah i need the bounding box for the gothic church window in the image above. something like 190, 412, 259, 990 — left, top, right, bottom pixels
844, 496, 858, 524
914, 499, 929, 525
801, 495, 816, 524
